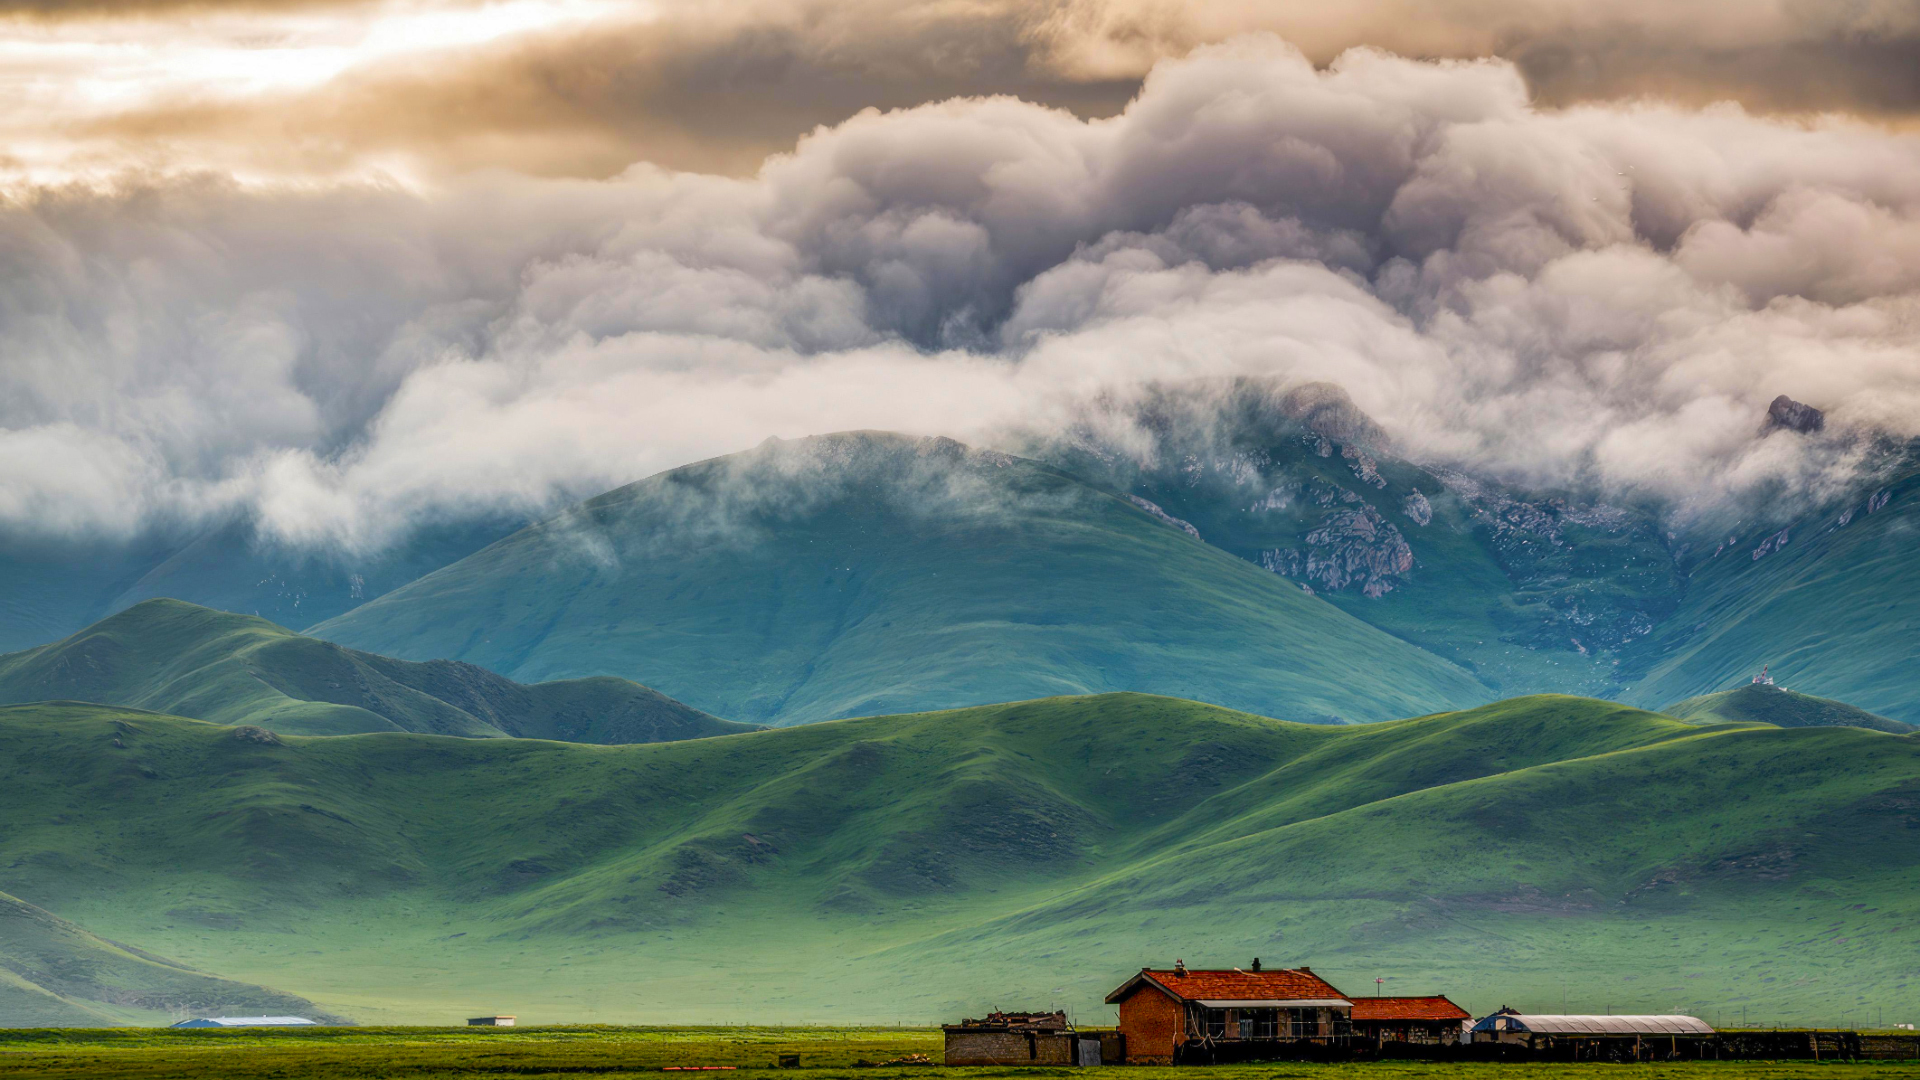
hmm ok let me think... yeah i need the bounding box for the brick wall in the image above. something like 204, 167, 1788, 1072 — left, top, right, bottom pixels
943, 1031, 1076, 1065
1118, 992, 1186, 1065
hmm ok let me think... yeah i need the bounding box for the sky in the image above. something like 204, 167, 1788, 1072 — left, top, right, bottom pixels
2, 0, 1920, 548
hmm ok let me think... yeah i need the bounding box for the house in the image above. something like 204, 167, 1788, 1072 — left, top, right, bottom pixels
1350, 996, 1472, 1046
467, 1015, 517, 1026
1105, 960, 1353, 1064
1470, 1009, 1716, 1061
170, 1016, 318, 1028
942, 1010, 1085, 1066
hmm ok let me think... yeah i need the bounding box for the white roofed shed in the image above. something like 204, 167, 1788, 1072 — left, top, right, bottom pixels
1473, 1012, 1714, 1037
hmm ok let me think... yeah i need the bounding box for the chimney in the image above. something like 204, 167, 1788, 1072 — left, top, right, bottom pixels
1299, 966, 1314, 975
1251, 958, 1262, 972
1173, 960, 1187, 976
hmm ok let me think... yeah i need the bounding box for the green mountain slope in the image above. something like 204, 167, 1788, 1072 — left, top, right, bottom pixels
309, 432, 1491, 726
0, 886, 336, 1027
1026, 382, 1683, 698
1664, 682, 1914, 733
0, 695, 1910, 1026
1620, 458, 1920, 723
0, 600, 754, 743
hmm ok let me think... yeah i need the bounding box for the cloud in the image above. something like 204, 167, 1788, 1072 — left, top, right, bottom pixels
3, 36, 1920, 549
6, 0, 1920, 185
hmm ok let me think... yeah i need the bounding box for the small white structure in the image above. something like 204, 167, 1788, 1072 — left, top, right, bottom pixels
171, 1016, 317, 1028
467, 1015, 517, 1027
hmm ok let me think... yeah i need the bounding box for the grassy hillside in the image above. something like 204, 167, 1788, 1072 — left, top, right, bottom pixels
309, 432, 1491, 726
1621, 458, 1920, 723
0, 695, 1911, 1027
0, 887, 334, 1027
0, 517, 515, 654
0, 600, 753, 743
1026, 382, 1682, 698
1665, 683, 1915, 734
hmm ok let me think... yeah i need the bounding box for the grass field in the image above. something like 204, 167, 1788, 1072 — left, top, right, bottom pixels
0, 1027, 1917, 1080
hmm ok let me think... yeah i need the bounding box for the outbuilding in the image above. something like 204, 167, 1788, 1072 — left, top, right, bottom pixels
1105, 960, 1353, 1064
467, 1015, 517, 1026
1470, 1009, 1716, 1061
942, 1011, 1085, 1066
1350, 996, 1472, 1046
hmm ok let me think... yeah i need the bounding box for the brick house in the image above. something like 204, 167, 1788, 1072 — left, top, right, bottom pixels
1349, 996, 1471, 1045
1104, 960, 1353, 1064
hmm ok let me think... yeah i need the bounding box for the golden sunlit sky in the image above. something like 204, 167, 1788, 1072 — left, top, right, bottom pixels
5, 0, 1918, 186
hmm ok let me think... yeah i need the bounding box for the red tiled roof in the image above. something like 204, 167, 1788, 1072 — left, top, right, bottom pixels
1350, 996, 1471, 1022
1106, 968, 1347, 1004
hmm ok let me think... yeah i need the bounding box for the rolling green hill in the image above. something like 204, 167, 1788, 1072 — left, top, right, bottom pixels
1619, 455, 1920, 723
0, 517, 516, 654
308, 432, 1492, 726
0, 887, 335, 1027
0, 694, 1911, 1027
0, 599, 754, 742
1664, 682, 1915, 734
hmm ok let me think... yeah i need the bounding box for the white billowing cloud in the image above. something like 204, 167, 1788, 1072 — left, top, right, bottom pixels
4, 35, 1920, 549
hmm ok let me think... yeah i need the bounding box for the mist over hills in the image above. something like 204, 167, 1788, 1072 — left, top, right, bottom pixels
309, 431, 1490, 725
0, 888, 333, 1027
0, 599, 751, 743
0, 694, 1909, 1025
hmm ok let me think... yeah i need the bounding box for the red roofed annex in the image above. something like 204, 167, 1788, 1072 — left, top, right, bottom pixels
1349, 996, 1472, 1045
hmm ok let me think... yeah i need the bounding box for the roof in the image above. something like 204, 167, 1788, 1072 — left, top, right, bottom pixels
1472, 1013, 1714, 1036
944, 1010, 1071, 1033
170, 1017, 317, 1028
1351, 996, 1472, 1023
1106, 967, 1348, 1005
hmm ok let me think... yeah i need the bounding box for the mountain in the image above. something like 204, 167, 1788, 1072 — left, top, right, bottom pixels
1664, 682, 1914, 734
0, 515, 518, 654
0, 694, 1910, 1025
0, 599, 754, 742
0, 887, 336, 1027
308, 432, 1492, 726
1618, 455, 1920, 724
1024, 380, 1683, 698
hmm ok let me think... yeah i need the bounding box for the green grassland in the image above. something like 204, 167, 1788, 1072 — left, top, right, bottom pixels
0, 694, 1912, 1028
1665, 684, 1914, 734
0, 599, 753, 742
308, 432, 1492, 725
1620, 460, 1920, 724
0, 1028, 1917, 1080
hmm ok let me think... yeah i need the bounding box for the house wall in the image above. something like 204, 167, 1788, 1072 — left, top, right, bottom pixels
943, 1031, 1075, 1065
1117, 992, 1186, 1065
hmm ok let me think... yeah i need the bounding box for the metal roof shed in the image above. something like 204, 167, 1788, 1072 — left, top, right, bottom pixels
1473, 1013, 1715, 1036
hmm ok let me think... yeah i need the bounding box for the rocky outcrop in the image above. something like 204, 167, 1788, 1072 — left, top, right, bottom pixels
1342, 445, 1387, 488
1765, 395, 1825, 434
1402, 490, 1433, 526
1260, 505, 1413, 598
1278, 382, 1391, 449
1124, 494, 1201, 539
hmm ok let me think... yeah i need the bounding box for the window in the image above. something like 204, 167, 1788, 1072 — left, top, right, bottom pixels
1205, 1011, 1227, 1039
1251, 1010, 1280, 1039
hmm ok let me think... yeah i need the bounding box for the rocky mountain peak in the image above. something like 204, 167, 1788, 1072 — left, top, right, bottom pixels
1764, 395, 1824, 435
